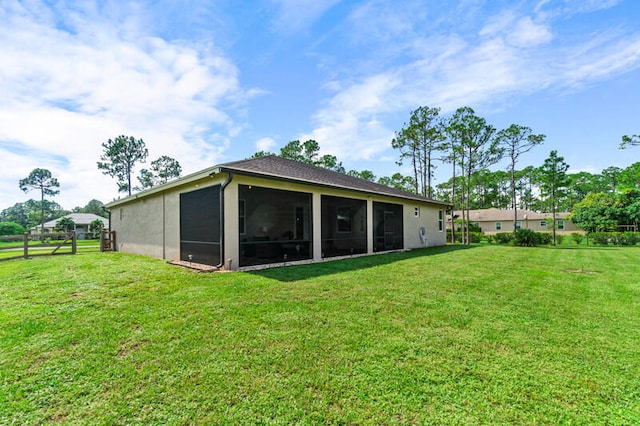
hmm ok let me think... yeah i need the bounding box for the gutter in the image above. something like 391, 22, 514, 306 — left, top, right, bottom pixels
216, 171, 234, 269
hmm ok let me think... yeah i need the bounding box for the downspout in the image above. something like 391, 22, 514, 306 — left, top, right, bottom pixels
216, 171, 234, 269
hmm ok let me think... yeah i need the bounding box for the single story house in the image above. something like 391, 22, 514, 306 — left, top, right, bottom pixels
105, 155, 450, 270
31, 213, 109, 239
449, 208, 580, 234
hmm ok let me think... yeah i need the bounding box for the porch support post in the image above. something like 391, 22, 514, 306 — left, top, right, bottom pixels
312, 193, 322, 261
367, 198, 374, 254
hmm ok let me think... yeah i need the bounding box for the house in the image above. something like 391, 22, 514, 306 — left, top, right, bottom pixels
105, 155, 450, 270
449, 208, 580, 234
31, 213, 109, 239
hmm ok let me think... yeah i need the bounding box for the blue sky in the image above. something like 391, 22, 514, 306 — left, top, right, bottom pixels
1, 0, 639, 210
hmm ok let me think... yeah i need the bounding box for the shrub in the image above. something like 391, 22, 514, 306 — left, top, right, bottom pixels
536, 233, 553, 245
571, 232, 583, 245
446, 230, 483, 244
514, 229, 537, 246
590, 232, 610, 246
555, 234, 564, 245
469, 232, 483, 243
622, 232, 639, 246
494, 233, 513, 245
0, 221, 25, 236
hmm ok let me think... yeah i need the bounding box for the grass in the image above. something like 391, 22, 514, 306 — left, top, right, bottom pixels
1, 245, 639, 424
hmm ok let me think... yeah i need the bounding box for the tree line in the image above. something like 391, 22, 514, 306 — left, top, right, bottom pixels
254, 106, 638, 245
1, 135, 182, 233
3, 122, 637, 239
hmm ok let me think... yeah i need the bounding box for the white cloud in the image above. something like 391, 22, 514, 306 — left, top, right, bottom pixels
508, 17, 553, 47
269, 0, 342, 33
255, 137, 277, 152
0, 1, 252, 209
299, 1, 640, 166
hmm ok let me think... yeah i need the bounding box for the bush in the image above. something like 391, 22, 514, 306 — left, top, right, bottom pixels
555, 234, 564, 245
446, 230, 484, 244
590, 232, 611, 246
469, 232, 483, 243
536, 233, 552, 245
494, 233, 513, 245
571, 233, 583, 245
0, 222, 25, 236
622, 232, 639, 246
514, 229, 537, 246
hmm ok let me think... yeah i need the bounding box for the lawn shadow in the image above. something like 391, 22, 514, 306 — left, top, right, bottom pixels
246, 244, 476, 282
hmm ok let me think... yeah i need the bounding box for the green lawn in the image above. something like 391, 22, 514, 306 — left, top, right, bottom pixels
1, 246, 638, 424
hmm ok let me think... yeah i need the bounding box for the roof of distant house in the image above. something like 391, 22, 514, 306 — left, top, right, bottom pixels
35, 213, 109, 228
453, 208, 570, 222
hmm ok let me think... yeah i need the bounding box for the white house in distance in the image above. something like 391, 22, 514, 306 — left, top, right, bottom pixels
105, 155, 451, 271
31, 213, 109, 239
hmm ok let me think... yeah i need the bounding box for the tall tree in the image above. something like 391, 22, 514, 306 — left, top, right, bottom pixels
392, 106, 445, 197
601, 166, 622, 192
378, 173, 417, 193
570, 192, 621, 233
618, 162, 640, 191
19, 168, 60, 233
74, 199, 107, 217
442, 115, 461, 244
138, 155, 182, 189
278, 140, 344, 172
538, 150, 570, 245
347, 170, 377, 182
449, 107, 502, 244
496, 124, 545, 232
97, 135, 148, 196
620, 134, 640, 149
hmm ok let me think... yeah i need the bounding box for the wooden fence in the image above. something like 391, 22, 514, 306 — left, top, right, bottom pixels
0, 232, 77, 261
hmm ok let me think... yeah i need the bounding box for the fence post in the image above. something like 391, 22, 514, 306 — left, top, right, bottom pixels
23, 233, 28, 259
71, 231, 77, 254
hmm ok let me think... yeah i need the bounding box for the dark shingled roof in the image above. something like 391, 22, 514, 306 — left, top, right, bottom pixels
219, 155, 449, 206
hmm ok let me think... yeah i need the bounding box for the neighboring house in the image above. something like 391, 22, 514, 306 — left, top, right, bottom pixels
448, 208, 580, 234
31, 213, 109, 239
105, 155, 451, 270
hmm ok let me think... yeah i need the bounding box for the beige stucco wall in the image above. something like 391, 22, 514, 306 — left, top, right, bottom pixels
477, 218, 581, 235
109, 176, 226, 261
108, 171, 448, 270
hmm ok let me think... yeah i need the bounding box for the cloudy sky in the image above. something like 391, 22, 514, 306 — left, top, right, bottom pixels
1, 0, 639, 210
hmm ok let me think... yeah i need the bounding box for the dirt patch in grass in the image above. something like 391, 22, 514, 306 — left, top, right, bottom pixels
565, 269, 600, 274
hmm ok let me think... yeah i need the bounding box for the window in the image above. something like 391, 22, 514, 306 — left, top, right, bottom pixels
557, 220, 565, 230
540, 221, 547, 227
515, 221, 522, 229
119, 208, 124, 221
414, 207, 420, 218
239, 199, 246, 234
438, 210, 444, 232
495, 222, 502, 231
337, 207, 352, 232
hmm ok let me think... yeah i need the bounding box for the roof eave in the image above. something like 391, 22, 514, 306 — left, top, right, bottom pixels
105, 166, 223, 209
219, 166, 451, 207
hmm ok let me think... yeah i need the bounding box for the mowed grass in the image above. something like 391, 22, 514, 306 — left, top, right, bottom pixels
0, 246, 638, 424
